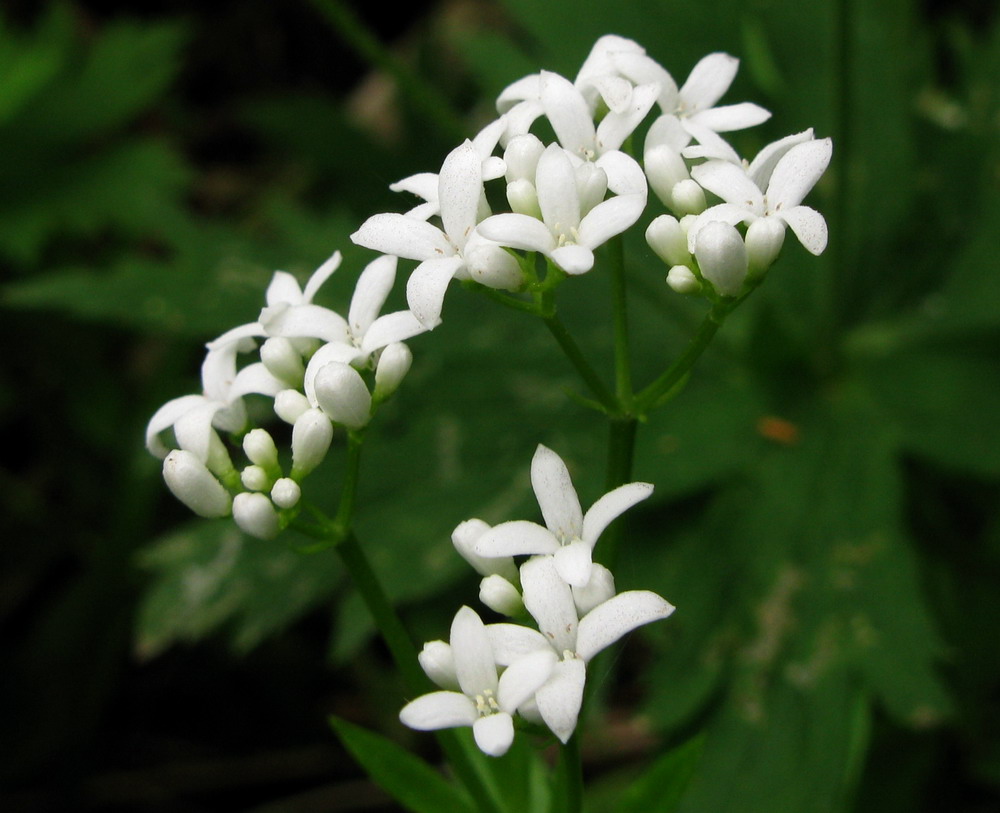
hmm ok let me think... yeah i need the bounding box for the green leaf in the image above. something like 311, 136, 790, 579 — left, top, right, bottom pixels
616, 735, 705, 813
134, 521, 341, 658
329, 716, 476, 813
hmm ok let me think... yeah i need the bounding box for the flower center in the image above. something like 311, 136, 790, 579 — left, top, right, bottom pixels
474, 688, 501, 717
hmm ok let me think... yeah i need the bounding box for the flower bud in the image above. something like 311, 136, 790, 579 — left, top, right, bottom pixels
291, 407, 333, 478
575, 163, 608, 215
670, 179, 707, 216
452, 518, 518, 582
646, 215, 691, 267
241, 464, 271, 492
506, 179, 541, 218
479, 575, 524, 616
572, 563, 616, 615
745, 217, 786, 275
373, 342, 412, 403
666, 265, 702, 294
232, 492, 280, 540
418, 640, 458, 690
465, 232, 524, 291
644, 143, 689, 210
274, 389, 311, 425
163, 449, 232, 518
260, 338, 305, 386
504, 133, 544, 182
243, 428, 279, 469
270, 477, 302, 509
694, 221, 748, 298
313, 362, 372, 430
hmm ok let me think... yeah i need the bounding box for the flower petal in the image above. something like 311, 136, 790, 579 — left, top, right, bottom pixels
146, 394, 207, 458
302, 252, 342, 303
553, 539, 594, 588
531, 444, 584, 541
497, 649, 558, 714
595, 82, 659, 153
550, 244, 595, 275
266, 271, 303, 307
473, 713, 515, 757
406, 256, 465, 329
685, 203, 757, 254
439, 141, 483, 250
581, 481, 654, 548
476, 213, 557, 254
690, 160, 763, 210
400, 691, 477, 731
746, 129, 814, 190
520, 555, 579, 654
360, 310, 427, 355
349, 255, 397, 338
777, 205, 828, 255
577, 193, 645, 249
575, 590, 675, 662
260, 303, 350, 345
351, 213, 453, 261
540, 71, 596, 158
451, 606, 498, 698
690, 101, 771, 133
535, 658, 586, 743
486, 623, 551, 666
766, 138, 833, 209
680, 52, 739, 112
472, 520, 560, 558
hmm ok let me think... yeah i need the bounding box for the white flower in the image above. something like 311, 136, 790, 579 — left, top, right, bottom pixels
352, 141, 522, 328
257, 252, 352, 344
146, 326, 284, 465
476, 144, 647, 275
487, 555, 674, 743
693, 220, 749, 297
688, 137, 833, 256
399, 606, 557, 757
614, 51, 771, 143
472, 444, 653, 587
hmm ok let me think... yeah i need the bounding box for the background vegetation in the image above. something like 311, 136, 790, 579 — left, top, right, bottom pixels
1, 0, 998, 810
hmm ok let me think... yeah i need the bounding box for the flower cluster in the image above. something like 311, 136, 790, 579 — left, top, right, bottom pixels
399, 445, 675, 756
351, 34, 830, 318
146, 252, 427, 538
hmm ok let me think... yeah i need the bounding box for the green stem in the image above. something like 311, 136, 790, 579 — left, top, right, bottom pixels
609, 237, 633, 411
554, 734, 584, 813
634, 300, 733, 414
308, 0, 467, 143
542, 311, 620, 415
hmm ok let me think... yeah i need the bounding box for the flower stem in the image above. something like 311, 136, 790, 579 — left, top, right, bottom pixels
634, 300, 732, 414
542, 310, 620, 415
609, 237, 633, 411
554, 734, 584, 813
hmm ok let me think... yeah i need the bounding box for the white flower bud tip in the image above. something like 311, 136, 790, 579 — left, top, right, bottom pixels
260, 338, 305, 386
745, 217, 786, 275
373, 342, 413, 403
163, 449, 232, 518
313, 362, 372, 430
241, 464, 271, 492
694, 221, 748, 298
670, 178, 707, 216
418, 640, 458, 690
270, 477, 301, 509
666, 265, 702, 295
274, 389, 311, 425
291, 407, 333, 478
242, 428, 279, 469
232, 492, 280, 540
479, 575, 524, 617
646, 215, 691, 267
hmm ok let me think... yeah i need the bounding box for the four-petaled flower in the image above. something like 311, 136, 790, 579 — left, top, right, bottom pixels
399, 606, 556, 756
472, 444, 653, 587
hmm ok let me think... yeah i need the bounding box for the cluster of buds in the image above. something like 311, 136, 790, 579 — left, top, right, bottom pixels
349, 35, 829, 321
400, 445, 675, 756
146, 252, 426, 538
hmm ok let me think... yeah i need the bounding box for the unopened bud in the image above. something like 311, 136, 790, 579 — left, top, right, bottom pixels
270, 477, 301, 509
452, 519, 518, 582
745, 217, 786, 275
479, 575, 524, 616
373, 342, 412, 403
694, 221, 748, 298
163, 449, 232, 518
241, 464, 271, 492
572, 563, 616, 615
274, 389, 311, 424
260, 338, 305, 386
291, 408, 333, 478
507, 179, 541, 218
666, 265, 702, 294
644, 143, 689, 211
671, 179, 707, 216
575, 163, 608, 214
418, 640, 458, 690
243, 428, 279, 469
646, 215, 691, 267
504, 134, 544, 182
232, 492, 280, 540
313, 362, 372, 430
